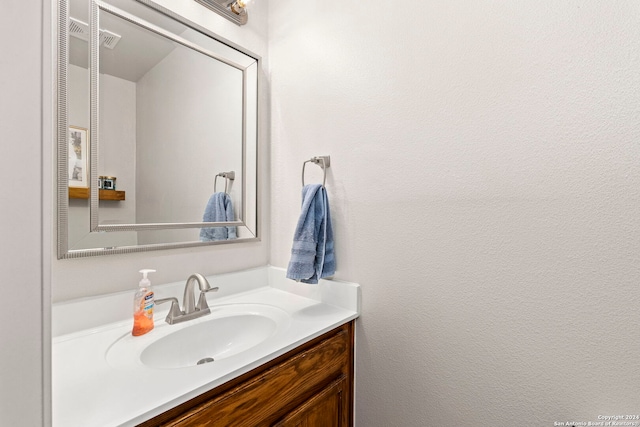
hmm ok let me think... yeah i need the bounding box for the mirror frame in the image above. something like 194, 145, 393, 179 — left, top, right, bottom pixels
57, 0, 260, 259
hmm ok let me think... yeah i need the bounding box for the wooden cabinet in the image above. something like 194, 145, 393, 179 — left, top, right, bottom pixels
139, 321, 354, 427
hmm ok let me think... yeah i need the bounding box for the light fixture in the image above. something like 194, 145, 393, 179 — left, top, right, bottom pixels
194, 0, 254, 26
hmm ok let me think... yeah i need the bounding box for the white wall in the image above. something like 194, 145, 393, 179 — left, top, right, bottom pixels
67, 64, 138, 249
52, 0, 270, 302
268, 1, 640, 426
0, 0, 48, 425
136, 45, 243, 244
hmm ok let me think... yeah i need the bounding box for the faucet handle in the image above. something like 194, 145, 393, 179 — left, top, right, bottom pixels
156, 297, 183, 325
196, 287, 219, 311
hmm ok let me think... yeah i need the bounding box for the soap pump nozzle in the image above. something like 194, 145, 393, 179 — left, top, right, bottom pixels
139, 269, 156, 288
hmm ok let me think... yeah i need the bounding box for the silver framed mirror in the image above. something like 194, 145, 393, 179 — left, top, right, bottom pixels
57, 0, 260, 258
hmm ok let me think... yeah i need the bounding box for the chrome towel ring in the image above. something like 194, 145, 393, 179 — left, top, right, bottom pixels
302, 156, 331, 187
214, 171, 235, 194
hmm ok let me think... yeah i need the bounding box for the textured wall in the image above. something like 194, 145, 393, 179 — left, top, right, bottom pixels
268, 1, 640, 426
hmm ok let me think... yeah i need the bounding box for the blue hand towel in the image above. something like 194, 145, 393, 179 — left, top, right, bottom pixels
200, 192, 237, 241
286, 184, 335, 284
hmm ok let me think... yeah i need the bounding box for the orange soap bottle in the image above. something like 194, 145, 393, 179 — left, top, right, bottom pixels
132, 269, 156, 336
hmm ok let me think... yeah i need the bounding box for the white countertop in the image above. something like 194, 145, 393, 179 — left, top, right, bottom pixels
52, 266, 360, 427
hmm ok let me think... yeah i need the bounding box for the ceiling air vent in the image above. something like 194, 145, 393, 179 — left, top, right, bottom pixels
69, 17, 122, 50
69, 17, 90, 42
99, 30, 121, 49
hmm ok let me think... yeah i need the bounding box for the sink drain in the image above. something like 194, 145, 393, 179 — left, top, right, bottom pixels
197, 357, 215, 365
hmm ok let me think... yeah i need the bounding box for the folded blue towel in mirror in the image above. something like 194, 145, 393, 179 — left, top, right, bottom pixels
286, 184, 335, 284
200, 192, 237, 241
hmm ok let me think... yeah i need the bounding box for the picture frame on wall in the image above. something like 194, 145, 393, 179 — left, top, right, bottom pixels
68, 126, 89, 188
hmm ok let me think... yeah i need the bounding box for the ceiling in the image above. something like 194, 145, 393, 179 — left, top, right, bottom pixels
69, 0, 184, 82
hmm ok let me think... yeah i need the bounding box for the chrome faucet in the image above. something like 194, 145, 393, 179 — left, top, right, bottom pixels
156, 273, 219, 325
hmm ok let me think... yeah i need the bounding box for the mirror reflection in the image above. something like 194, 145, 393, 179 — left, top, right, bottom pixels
59, 0, 259, 257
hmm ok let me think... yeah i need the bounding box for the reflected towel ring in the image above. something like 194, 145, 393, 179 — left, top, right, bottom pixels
301, 156, 331, 188
214, 171, 235, 194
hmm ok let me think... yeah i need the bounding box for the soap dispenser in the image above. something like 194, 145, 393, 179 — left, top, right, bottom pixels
132, 269, 156, 336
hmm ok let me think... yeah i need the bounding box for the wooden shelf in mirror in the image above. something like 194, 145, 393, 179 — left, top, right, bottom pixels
69, 187, 126, 201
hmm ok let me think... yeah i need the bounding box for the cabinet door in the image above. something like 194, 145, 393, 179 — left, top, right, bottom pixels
273, 377, 349, 427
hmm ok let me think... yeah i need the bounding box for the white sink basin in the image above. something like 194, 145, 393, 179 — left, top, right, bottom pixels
107, 303, 291, 369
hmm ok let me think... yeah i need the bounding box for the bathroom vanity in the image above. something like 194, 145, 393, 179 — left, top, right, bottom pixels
52, 267, 360, 426
141, 322, 353, 426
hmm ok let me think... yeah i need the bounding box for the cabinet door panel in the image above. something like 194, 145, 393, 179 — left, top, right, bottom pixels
273, 377, 348, 427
